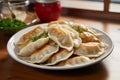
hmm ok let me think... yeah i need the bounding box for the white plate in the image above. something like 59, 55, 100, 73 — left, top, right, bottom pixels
7, 24, 114, 70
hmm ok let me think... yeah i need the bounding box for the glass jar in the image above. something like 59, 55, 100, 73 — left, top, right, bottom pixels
35, 0, 61, 23
0, 0, 29, 21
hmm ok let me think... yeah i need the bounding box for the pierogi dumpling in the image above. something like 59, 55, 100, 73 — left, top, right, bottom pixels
58, 56, 92, 66
21, 41, 59, 63
16, 26, 45, 49
48, 24, 74, 51
61, 24, 82, 48
74, 42, 108, 57
17, 26, 45, 44
46, 49, 74, 65
72, 23, 88, 32
79, 32, 100, 43
17, 37, 49, 57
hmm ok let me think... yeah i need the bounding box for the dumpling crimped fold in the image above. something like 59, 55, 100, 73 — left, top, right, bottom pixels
74, 42, 108, 57
17, 37, 49, 57
16, 26, 45, 49
79, 32, 100, 43
58, 56, 92, 66
61, 24, 82, 48
46, 49, 74, 65
48, 24, 74, 51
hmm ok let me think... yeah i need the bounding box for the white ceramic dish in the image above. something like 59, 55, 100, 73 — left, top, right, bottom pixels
7, 24, 114, 70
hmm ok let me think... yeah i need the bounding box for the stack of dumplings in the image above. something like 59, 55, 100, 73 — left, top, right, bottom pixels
15, 20, 108, 67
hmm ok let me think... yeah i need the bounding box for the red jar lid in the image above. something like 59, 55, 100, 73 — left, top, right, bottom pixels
36, 0, 59, 3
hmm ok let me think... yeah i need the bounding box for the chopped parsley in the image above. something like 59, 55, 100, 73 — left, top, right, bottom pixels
0, 18, 26, 29
77, 27, 84, 33
29, 31, 48, 42
29, 36, 39, 42
43, 31, 48, 38
0, 18, 26, 35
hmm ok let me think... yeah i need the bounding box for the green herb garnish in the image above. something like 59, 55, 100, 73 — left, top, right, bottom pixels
0, 18, 26, 28
43, 31, 48, 38
68, 22, 74, 29
70, 25, 74, 29
77, 27, 84, 33
0, 18, 26, 35
29, 36, 39, 42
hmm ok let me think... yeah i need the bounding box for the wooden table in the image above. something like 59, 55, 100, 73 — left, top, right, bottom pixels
0, 13, 120, 80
